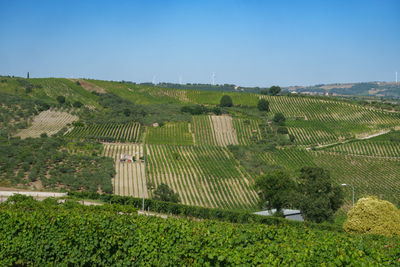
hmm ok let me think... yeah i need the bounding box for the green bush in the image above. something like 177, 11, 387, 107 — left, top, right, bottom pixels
220, 95, 233, 107
343, 196, 400, 236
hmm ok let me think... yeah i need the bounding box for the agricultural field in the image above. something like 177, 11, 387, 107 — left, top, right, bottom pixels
65, 122, 141, 142
260, 95, 400, 145
191, 115, 218, 146
256, 148, 400, 206
324, 140, 400, 158
211, 115, 239, 146
232, 117, 261, 145
145, 122, 193, 145
15, 109, 78, 138
102, 143, 147, 198
146, 144, 258, 209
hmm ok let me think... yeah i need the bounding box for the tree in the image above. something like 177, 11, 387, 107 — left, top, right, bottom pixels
56, 96, 66, 104
257, 99, 270, 111
254, 170, 296, 214
152, 183, 180, 203
296, 167, 344, 223
122, 108, 131, 117
269, 86, 281, 96
220, 95, 233, 107
273, 112, 286, 125
73, 101, 83, 108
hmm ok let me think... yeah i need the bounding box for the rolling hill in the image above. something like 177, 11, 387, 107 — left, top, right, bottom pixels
1, 75, 400, 210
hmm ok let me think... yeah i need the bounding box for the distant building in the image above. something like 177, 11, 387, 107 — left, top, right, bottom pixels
253, 209, 304, 221
120, 153, 134, 163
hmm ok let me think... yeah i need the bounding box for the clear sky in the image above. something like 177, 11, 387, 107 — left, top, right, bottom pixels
0, 0, 399, 87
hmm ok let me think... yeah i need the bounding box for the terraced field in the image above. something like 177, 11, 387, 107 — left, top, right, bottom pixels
15, 109, 78, 138
102, 143, 147, 197
65, 122, 141, 142
146, 144, 258, 209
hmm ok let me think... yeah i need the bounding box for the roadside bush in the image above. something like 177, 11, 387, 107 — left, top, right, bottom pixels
343, 196, 400, 237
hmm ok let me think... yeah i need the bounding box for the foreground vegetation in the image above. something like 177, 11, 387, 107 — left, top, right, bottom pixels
0, 195, 399, 266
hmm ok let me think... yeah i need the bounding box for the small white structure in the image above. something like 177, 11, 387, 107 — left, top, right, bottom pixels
120, 153, 134, 163
253, 209, 304, 221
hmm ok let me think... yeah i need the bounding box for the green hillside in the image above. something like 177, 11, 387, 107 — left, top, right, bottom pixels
1, 76, 400, 212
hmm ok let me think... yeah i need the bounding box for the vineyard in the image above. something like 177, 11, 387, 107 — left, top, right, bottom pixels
1, 197, 399, 266
146, 144, 258, 209
324, 140, 400, 158
15, 109, 78, 138
232, 117, 261, 145
255, 148, 400, 206
102, 143, 147, 198
65, 122, 141, 142
145, 122, 194, 145
259, 95, 400, 145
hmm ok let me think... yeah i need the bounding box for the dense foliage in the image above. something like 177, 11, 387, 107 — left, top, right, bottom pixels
0, 137, 114, 193
254, 170, 296, 213
152, 183, 180, 203
296, 167, 344, 223
0, 196, 399, 266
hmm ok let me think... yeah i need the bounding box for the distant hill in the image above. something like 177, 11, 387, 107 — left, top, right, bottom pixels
287, 81, 400, 98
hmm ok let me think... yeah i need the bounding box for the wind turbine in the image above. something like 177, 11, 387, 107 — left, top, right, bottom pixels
212, 72, 216, 85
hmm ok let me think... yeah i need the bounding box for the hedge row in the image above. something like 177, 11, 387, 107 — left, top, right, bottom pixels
68, 191, 342, 232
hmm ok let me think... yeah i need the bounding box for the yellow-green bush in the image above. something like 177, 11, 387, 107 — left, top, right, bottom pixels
343, 196, 400, 236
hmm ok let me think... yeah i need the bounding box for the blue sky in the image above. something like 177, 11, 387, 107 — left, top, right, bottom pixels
0, 0, 399, 86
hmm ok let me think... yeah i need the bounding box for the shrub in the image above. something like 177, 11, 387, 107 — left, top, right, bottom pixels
343, 196, 400, 236
220, 95, 233, 107
257, 99, 270, 111
277, 126, 288, 134
73, 101, 83, 108
56, 96, 66, 104
273, 113, 286, 125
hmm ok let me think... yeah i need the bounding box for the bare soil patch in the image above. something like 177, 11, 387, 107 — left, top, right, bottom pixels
71, 79, 106, 93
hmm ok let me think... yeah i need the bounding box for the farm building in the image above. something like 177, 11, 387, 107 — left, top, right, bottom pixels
253, 209, 304, 221
120, 153, 134, 163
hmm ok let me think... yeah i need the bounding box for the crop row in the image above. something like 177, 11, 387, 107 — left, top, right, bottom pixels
325, 141, 400, 158
146, 144, 258, 210
232, 117, 262, 145
65, 122, 141, 142
102, 143, 147, 198
261, 95, 400, 137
